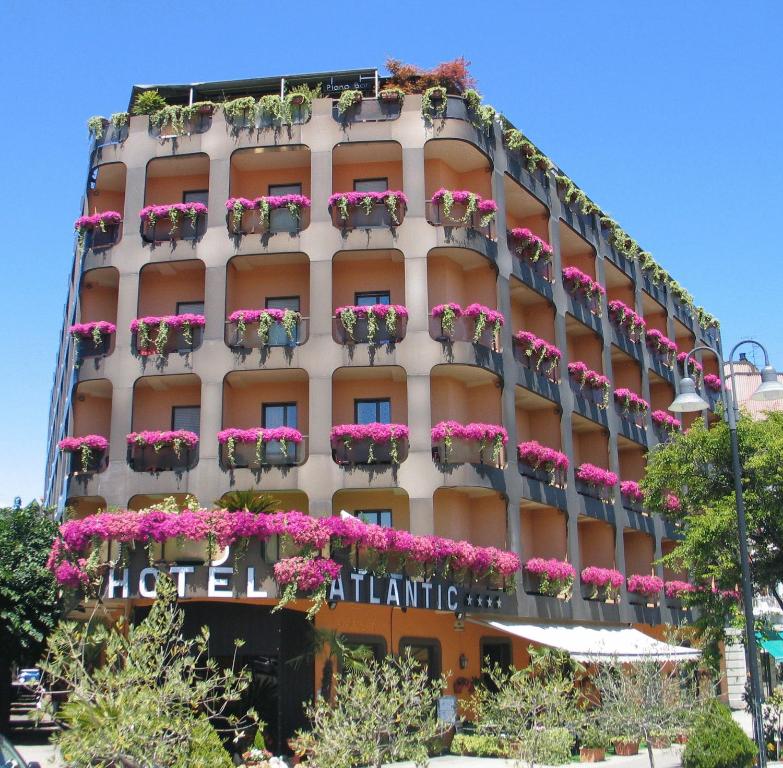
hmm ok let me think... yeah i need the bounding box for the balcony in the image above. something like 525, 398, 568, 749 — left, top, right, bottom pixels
520, 504, 570, 600
507, 229, 553, 297
59, 435, 109, 477
226, 195, 311, 238
578, 517, 620, 606
83, 163, 126, 257
140, 203, 207, 244
71, 321, 116, 362
426, 194, 496, 241
76, 211, 122, 253
226, 308, 305, 351
517, 440, 568, 510
431, 421, 507, 469
333, 305, 408, 346
127, 431, 199, 473
513, 331, 561, 400
132, 314, 204, 357
218, 428, 306, 470
148, 104, 214, 139
331, 424, 410, 466
90, 119, 129, 152
568, 360, 610, 427
430, 303, 503, 351
329, 191, 407, 231
332, 91, 402, 123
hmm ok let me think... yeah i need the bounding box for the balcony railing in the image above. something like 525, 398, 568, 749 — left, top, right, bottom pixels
331, 435, 409, 466
333, 306, 408, 346
329, 196, 407, 231
127, 443, 198, 472
148, 111, 213, 139
141, 210, 207, 243
225, 198, 310, 237
426, 200, 496, 240
84, 222, 122, 251
75, 333, 115, 361
132, 319, 204, 357
429, 309, 502, 352
331, 96, 402, 123
219, 436, 306, 470
226, 314, 308, 349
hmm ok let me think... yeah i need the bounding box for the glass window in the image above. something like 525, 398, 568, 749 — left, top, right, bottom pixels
176, 301, 205, 315
343, 635, 387, 665
480, 638, 512, 691
171, 406, 200, 435
355, 291, 390, 306
268, 184, 302, 233
354, 178, 388, 192
263, 403, 297, 429
183, 190, 209, 205
355, 399, 390, 424
266, 296, 300, 346
399, 639, 441, 681
356, 509, 392, 528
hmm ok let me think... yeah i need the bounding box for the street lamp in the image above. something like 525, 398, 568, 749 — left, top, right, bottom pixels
670, 339, 783, 768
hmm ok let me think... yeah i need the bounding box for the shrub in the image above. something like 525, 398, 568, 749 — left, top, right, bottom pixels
682, 700, 755, 768
132, 89, 168, 115
451, 734, 508, 757
534, 727, 575, 765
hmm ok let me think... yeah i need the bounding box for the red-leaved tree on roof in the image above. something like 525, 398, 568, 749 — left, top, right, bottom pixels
385, 56, 476, 94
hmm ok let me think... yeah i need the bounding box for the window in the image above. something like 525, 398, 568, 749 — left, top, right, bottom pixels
263, 402, 298, 461
356, 509, 392, 528
172, 406, 200, 436
342, 635, 387, 666
355, 291, 390, 306
183, 190, 209, 206
399, 638, 441, 681
266, 296, 300, 345
355, 398, 390, 424
480, 638, 512, 691
353, 178, 388, 192
268, 183, 302, 232
176, 301, 205, 316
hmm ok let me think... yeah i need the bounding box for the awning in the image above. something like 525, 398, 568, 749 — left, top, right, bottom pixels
481, 621, 701, 662
756, 631, 783, 662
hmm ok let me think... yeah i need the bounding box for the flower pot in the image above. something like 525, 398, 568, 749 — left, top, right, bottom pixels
430, 91, 445, 102
289, 94, 305, 106
197, 104, 214, 115
613, 740, 639, 756
379, 91, 400, 102
650, 736, 671, 749
580, 747, 606, 762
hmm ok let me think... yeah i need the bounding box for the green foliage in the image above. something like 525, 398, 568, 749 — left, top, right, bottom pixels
336, 89, 363, 115
682, 700, 756, 768
463, 89, 496, 133
149, 101, 216, 135
0, 502, 60, 665
377, 86, 405, 104
292, 651, 447, 768
639, 251, 670, 285
131, 89, 168, 116
555, 174, 600, 215
581, 723, 611, 749
534, 728, 574, 765
286, 81, 321, 112
110, 111, 129, 128
450, 733, 508, 756
41, 575, 256, 768
258, 94, 290, 124
642, 411, 783, 664
222, 96, 258, 123
421, 85, 448, 120
503, 127, 553, 172
214, 490, 280, 514
87, 116, 107, 138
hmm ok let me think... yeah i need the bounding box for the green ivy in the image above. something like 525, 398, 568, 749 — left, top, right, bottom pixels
555, 174, 600, 215
463, 89, 496, 133
336, 89, 363, 115
421, 85, 448, 121
503, 128, 554, 173
222, 96, 258, 124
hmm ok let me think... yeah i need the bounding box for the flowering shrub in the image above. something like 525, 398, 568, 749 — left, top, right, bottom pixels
677, 352, 703, 380
645, 329, 677, 364
74, 211, 122, 248
513, 331, 561, 378
330, 423, 409, 465
228, 308, 300, 346
664, 580, 696, 600
508, 228, 553, 263
562, 266, 606, 309
131, 313, 205, 355
703, 373, 722, 392
58, 435, 109, 473
126, 430, 199, 458
517, 441, 569, 474
431, 189, 498, 228
626, 574, 664, 597
47, 508, 522, 605
651, 410, 681, 433
524, 558, 575, 599
334, 304, 408, 344
576, 463, 618, 489
567, 361, 610, 407
432, 421, 508, 465
274, 556, 343, 618
328, 190, 408, 226
613, 388, 650, 414
581, 566, 624, 600
663, 493, 682, 513
218, 427, 303, 467
69, 321, 116, 348
620, 480, 644, 504
462, 303, 504, 343
608, 300, 646, 339
225, 195, 310, 233
139, 202, 207, 237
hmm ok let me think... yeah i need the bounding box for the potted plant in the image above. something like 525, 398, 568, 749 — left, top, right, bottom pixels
336, 89, 363, 115
378, 86, 405, 103
580, 725, 610, 762
612, 737, 640, 756
649, 732, 671, 749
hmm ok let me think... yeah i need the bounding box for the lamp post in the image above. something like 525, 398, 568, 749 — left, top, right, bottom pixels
670, 339, 783, 768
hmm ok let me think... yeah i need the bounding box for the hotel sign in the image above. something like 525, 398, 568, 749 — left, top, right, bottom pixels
102, 559, 507, 614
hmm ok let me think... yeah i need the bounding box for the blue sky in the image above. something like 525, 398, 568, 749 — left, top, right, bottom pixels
0, 1, 779, 506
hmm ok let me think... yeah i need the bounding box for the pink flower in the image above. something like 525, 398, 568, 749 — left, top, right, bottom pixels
613, 388, 650, 413
567, 362, 610, 396
228, 308, 300, 325
462, 303, 505, 326
69, 321, 116, 338
126, 430, 199, 448
217, 427, 303, 444
330, 423, 409, 444
645, 329, 678, 356
226, 194, 312, 212
431, 303, 463, 318
663, 493, 682, 512
581, 566, 624, 590
58, 435, 109, 452
677, 352, 703, 374
273, 557, 341, 591
431, 421, 508, 444
524, 558, 575, 581
607, 300, 646, 335
703, 374, 722, 392
620, 480, 644, 504
664, 580, 696, 599
626, 574, 664, 596
139, 202, 207, 223
328, 190, 408, 209
651, 410, 681, 432
334, 304, 409, 319
562, 266, 606, 297
130, 313, 206, 332
517, 441, 569, 472
576, 463, 618, 489
509, 228, 553, 258
74, 211, 122, 232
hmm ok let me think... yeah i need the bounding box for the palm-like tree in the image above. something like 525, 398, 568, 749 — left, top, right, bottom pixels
215, 490, 280, 514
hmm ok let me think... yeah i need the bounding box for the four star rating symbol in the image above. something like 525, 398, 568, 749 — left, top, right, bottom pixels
463, 592, 503, 611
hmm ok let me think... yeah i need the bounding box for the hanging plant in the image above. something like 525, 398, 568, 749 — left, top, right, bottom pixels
139, 202, 207, 238
285, 82, 320, 112
613, 388, 650, 414
274, 555, 343, 620
227, 309, 300, 346
421, 86, 448, 120
431, 421, 508, 465
462, 303, 504, 343
58, 435, 109, 473
126, 430, 199, 458
555, 174, 600, 215
258, 94, 291, 125
508, 228, 553, 263
74, 211, 122, 250
431, 189, 497, 227
222, 96, 259, 124
502, 127, 553, 173
328, 191, 408, 226
86, 116, 108, 139
524, 558, 575, 599
431, 303, 462, 336
463, 89, 496, 133
567, 361, 610, 407
329, 423, 410, 465
217, 427, 303, 467
69, 321, 117, 348
562, 266, 606, 309
334, 304, 408, 345
607, 300, 646, 339
131, 313, 206, 355
336, 89, 363, 115
513, 331, 562, 376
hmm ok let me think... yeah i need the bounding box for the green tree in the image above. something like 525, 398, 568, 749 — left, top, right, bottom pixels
292, 651, 447, 768
642, 411, 783, 663
41, 576, 257, 768
0, 501, 60, 732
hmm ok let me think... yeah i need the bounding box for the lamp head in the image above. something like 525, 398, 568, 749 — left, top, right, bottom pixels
751, 365, 783, 401
669, 377, 709, 413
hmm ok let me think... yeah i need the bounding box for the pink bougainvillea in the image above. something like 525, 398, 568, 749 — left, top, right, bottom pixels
663, 493, 682, 512
620, 480, 644, 504
508, 228, 553, 263
581, 566, 624, 590
59, 435, 109, 453
513, 331, 562, 376
576, 463, 618, 489
703, 373, 722, 392
608, 300, 646, 337
430, 189, 498, 228
74, 211, 122, 233
677, 352, 703, 377
69, 321, 117, 338
273, 556, 342, 590
218, 427, 302, 445
562, 266, 606, 307
433, 421, 508, 465
524, 558, 575, 581
626, 574, 664, 596
328, 190, 408, 225
613, 387, 650, 413
431, 302, 503, 343
651, 410, 681, 433
330, 423, 409, 464
130, 313, 206, 332
517, 441, 569, 472
130, 313, 205, 355
334, 304, 409, 344
126, 430, 199, 458
568, 361, 610, 407
664, 580, 696, 599
645, 329, 678, 360
139, 202, 207, 225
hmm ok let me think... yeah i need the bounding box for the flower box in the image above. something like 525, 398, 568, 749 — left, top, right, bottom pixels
330, 423, 409, 466
580, 747, 606, 763
334, 305, 408, 345
517, 441, 568, 487
645, 329, 677, 367
562, 267, 605, 314
651, 410, 681, 439
140, 202, 207, 243
613, 388, 649, 427
74, 211, 122, 251
581, 566, 624, 601
431, 303, 503, 351
619, 480, 645, 513
428, 189, 497, 236
523, 558, 575, 599
131, 313, 205, 356
218, 427, 304, 469
126, 430, 199, 472
568, 362, 610, 408
70, 321, 116, 358
626, 574, 664, 604
431, 421, 508, 467
607, 300, 645, 342
58, 435, 109, 474
329, 190, 407, 229
575, 463, 617, 502
677, 352, 703, 383
227, 309, 301, 349
664, 580, 696, 602
513, 332, 561, 382
613, 741, 639, 757
508, 228, 553, 267
225, 195, 310, 236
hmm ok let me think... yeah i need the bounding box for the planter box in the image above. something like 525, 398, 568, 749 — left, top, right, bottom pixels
576, 479, 614, 503
642, 273, 667, 304
432, 438, 505, 468
220, 439, 304, 470
76, 333, 114, 360
334, 315, 407, 346
613, 741, 639, 757
429, 315, 499, 351
580, 747, 606, 763
332, 436, 408, 466
332, 98, 401, 123
331, 203, 406, 231
141, 212, 206, 243
134, 325, 203, 356
85, 222, 121, 251
128, 443, 198, 473
227, 207, 308, 237
426, 201, 495, 240
66, 448, 107, 476
227, 318, 303, 349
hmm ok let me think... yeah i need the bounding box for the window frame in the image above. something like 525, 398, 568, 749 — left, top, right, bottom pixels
268, 182, 303, 196
176, 300, 205, 316
354, 290, 391, 306
398, 637, 442, 681
262, 402, 298, 429
354, 398, 391, 424
171, 405, 201, 434
355, 509, 392, 528
182, 189, 209, 205
353, 178, 389, 192
265, 296, 301, 311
